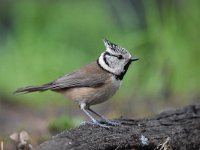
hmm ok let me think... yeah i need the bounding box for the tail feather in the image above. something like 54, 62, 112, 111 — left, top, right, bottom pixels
14, 84, 52, 94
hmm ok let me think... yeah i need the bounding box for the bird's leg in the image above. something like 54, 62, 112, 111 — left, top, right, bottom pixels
88, 108, 120, 126
80, 103, 109, 128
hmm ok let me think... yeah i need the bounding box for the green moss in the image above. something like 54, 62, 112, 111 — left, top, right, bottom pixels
48, 115, 83, 134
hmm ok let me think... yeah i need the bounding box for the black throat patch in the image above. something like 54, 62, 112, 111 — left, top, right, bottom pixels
97, 59, 132, 81
115, 61, 132, 80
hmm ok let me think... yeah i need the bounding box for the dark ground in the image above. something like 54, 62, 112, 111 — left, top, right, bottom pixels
0, 95, 199, 149
35, 104, 200, 150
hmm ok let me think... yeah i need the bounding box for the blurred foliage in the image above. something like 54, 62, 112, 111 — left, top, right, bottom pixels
48, 115, 83, 134
0, 0, 199, 106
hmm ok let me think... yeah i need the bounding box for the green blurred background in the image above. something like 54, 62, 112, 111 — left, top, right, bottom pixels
0, 0, 200, 147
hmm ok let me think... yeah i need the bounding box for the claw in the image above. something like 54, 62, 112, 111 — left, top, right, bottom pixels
88, 107, 121, 127
81, 121, 109, 128
105, 120, 121, 126
93, 120, 110, 128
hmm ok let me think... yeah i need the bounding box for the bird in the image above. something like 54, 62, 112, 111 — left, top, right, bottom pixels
14, 39, 139, 128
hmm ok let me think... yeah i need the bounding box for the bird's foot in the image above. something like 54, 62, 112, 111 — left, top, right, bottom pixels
81, 120, 109, 128
103, 119, 121, 126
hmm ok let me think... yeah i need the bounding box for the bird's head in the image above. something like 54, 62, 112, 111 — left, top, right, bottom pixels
98, 39, 138, 80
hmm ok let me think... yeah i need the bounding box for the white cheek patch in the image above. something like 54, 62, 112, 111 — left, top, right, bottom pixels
98, 52, 129, 76
98, 53, 116, 74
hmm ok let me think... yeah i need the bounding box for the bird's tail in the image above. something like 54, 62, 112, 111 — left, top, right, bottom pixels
14, 83, 52, 94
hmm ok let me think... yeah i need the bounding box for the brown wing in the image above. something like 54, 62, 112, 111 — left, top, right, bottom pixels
14, 62, 110, 94
48, 62, 110, 90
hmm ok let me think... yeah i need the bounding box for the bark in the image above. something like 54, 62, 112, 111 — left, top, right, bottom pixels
35, 103, 200, 150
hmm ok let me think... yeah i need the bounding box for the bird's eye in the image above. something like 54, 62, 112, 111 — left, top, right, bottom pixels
118, 55, 123, 59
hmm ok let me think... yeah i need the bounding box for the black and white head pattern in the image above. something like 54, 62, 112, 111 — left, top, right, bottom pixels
98, 39, 133, 80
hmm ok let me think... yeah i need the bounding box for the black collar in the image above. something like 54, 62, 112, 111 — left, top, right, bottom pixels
96, 59, 132, 81
115, 61, 132, 80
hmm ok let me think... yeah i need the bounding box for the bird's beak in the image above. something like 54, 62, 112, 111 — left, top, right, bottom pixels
131, 57, 139, 61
